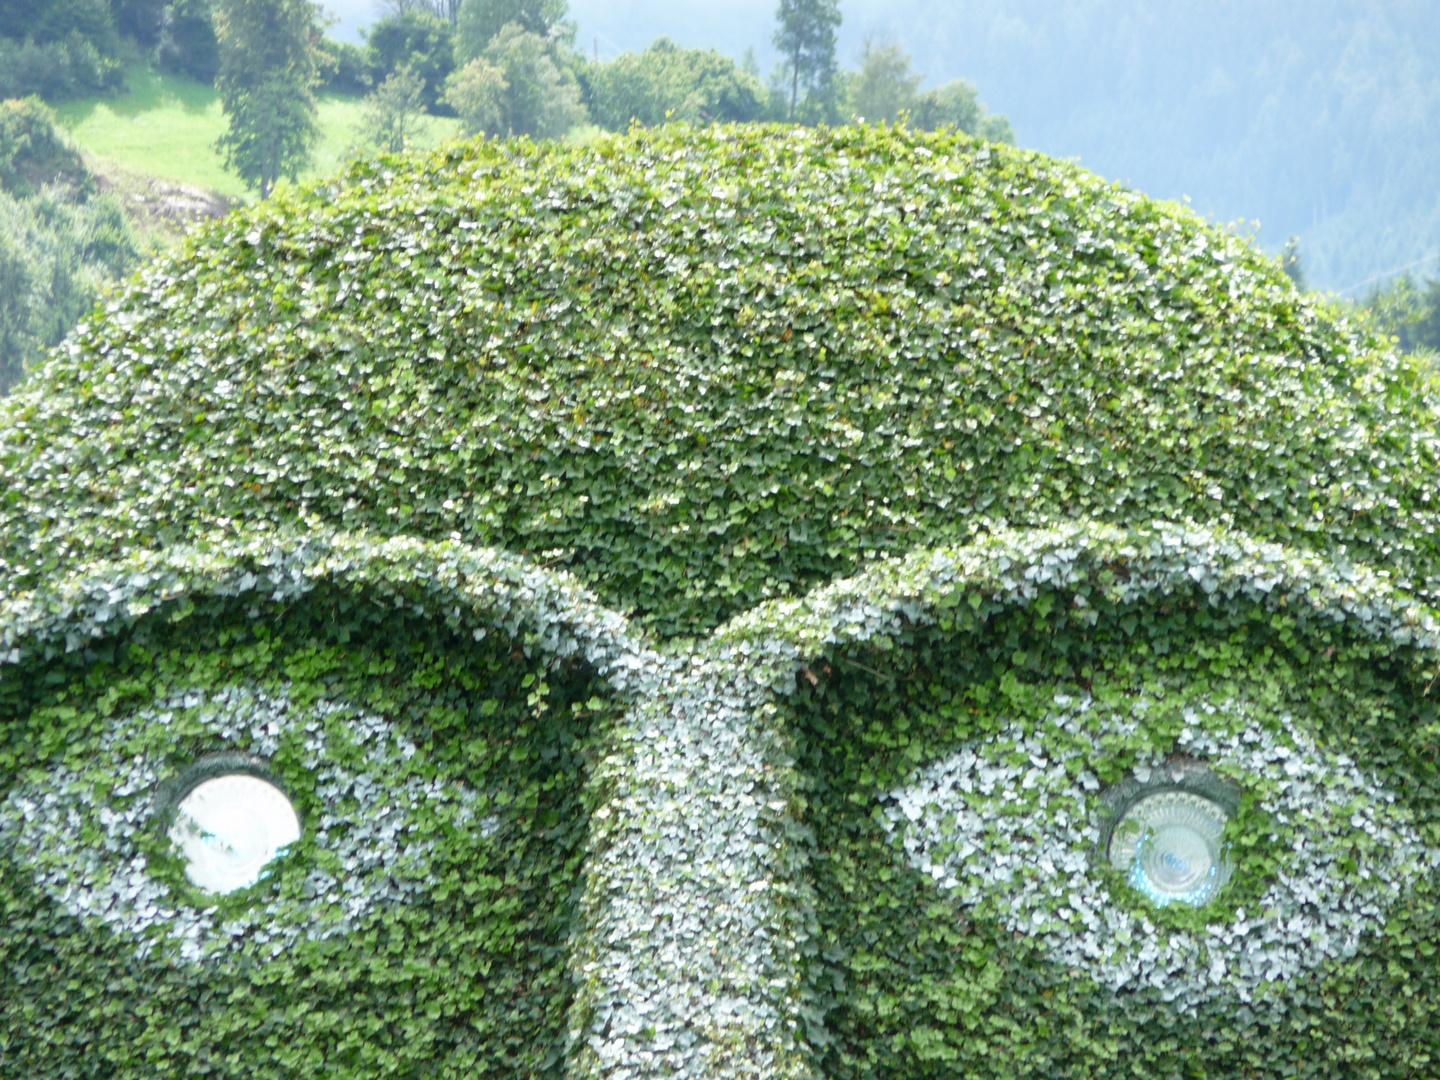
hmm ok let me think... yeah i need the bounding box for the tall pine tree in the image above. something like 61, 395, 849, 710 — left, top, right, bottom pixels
772, 0, 840, 122
213, 0, 321, 199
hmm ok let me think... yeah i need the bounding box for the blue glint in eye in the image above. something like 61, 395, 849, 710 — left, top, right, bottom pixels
1107, 790, 1233, 908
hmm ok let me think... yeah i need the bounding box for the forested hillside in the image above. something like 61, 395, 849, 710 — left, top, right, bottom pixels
570, 0, 1440, 293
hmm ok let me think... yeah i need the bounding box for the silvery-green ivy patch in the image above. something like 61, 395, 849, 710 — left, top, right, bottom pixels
883, 694, 1439, 1008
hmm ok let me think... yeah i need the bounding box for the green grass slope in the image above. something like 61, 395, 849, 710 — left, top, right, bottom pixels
2, 124, 1438, 637
54, 63, 462, 200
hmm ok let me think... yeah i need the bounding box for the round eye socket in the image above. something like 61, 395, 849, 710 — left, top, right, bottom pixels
169, 775, 302, 894
1107, 790, 1233, 908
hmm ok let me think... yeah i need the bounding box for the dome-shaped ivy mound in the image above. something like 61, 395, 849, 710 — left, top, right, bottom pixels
1, 125, 1438, 635
4, 127, 1440, 1080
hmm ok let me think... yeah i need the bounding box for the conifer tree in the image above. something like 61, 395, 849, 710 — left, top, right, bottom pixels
772, 0, 840, 122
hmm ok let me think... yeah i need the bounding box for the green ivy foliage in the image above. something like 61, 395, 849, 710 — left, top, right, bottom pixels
786, 573, 1440, 1079
0, 585, 618, 1079
3, 125, 1438, 636
4, 124, 1440, 1079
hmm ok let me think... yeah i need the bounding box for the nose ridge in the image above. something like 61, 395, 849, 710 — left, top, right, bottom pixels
567, 641, 818, 1080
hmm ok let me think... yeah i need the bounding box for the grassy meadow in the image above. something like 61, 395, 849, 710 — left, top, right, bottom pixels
54, 64, 464, 201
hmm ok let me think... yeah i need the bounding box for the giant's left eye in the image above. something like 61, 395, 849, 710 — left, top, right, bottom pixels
168, 767, 304, 894
1, 685, 489, 962
0, 554, 626, 1075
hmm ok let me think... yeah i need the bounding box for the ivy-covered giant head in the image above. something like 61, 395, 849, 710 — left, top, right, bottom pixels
1, 126, 1438, 1079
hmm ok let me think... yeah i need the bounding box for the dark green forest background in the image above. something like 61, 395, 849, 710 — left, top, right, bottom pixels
570, 0, 1440, 295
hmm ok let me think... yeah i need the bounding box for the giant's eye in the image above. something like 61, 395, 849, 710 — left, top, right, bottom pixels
167, 765, 304, 894
0, 556, 626, 1074
781, 530, 1440, 1078
3, 685, 496, 962
881, 695, 1434, 1001
1106, 788, 1233, 908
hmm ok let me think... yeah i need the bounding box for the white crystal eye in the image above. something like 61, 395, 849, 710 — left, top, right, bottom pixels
1107, 789, 1234, 908
169, 774, 302, 894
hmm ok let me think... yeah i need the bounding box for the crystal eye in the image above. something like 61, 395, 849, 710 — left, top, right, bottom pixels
168, 772, 302, 895
1106, 789, 1233, 908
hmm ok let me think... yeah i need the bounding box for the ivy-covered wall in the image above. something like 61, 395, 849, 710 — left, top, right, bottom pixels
2, 125, 1440, 1079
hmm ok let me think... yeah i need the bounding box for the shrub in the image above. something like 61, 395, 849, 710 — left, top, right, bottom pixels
2, 124, 1439, 1079
2, 124, 1434, 630
0, 0, 125, 100
0, 184, 139, 392
0, 98, 140, 393
317, 37, 373, 96
585, 37, 768, 129
0, 33, 124, 100
155, 0, 220, 84
0, 95, 90, 195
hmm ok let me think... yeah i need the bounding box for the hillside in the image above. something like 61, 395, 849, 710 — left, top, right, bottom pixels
568, 0, 1440, 293
54, 63, 462, 200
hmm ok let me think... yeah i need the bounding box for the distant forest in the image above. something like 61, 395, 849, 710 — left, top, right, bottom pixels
571, 0, 1440, 294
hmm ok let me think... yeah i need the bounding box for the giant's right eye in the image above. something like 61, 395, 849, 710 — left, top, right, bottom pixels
1106, 788, 1234, 908
779, 529, 1440, 1079
881, 694, 1435, 1002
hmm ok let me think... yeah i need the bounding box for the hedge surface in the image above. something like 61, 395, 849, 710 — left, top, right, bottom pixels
2, 125, 1440, 1079
0, 584, 616, 1078
1, 125, 1438, 636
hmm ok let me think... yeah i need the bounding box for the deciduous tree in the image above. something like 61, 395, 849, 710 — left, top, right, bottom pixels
213, 0, 321, 199
912, 79, 1014, 142
366, 10, 454, 112
845, 38, 919, 124
363, 64, 427, 152
444, 22, 584, 138
456, 0, 567, 61
587, 38, 766, 129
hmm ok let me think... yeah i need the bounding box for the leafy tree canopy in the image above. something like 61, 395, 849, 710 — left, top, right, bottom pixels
0, 0, 117, 49
842, 38, 1012, 142
0, 0, 125, 100
366, 10, 455, 112
772, 0, 841, 121
455, 0, 567, 62
362, 63, 428, 152
156, 0, 220, 83
444, 22, 585, 138
586, 37, 768, 129
213, 0, 322, 198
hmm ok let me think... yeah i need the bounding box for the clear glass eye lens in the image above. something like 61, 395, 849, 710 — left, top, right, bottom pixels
169, 775, 302, 894
1108, 790, 1233, 908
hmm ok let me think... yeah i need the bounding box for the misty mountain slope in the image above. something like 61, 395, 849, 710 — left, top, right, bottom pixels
570, 0, 1440, 291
